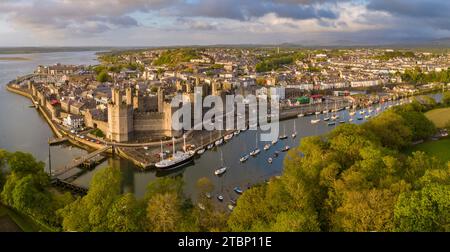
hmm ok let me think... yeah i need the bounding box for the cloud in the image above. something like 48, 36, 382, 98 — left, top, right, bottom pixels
0, 0, 449, 45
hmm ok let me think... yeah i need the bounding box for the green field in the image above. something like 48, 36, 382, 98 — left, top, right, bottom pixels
0, 204, 51, 232
425, 107, 450, 128
408, 138, 450, 163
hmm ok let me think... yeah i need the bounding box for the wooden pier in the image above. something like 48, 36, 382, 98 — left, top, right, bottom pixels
48, 137, 68, 145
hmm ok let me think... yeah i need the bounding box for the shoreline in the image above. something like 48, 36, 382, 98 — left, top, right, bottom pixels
6, 80, 442, 172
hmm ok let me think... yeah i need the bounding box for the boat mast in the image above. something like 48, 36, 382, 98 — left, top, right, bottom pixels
172, 137, 175, 156
160, 140, 163, 161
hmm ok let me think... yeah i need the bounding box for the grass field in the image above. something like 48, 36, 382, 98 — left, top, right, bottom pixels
0, 204, 51, 232
425, 107, 450, 128
408, 138, 450, 163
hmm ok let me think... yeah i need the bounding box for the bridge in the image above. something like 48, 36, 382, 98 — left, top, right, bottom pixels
52, 145, 112, 178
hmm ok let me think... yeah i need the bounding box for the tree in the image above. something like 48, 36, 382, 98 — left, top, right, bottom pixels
363, 111, 412, 149
393, 107, 436, 141
331, 189, 397, 232
106, 193, 143, 232
59, 166, 122, 231
394, 184, 450, 231
443, 91, 450, 106
96, 70, 111, 83
146, 193, 182, 232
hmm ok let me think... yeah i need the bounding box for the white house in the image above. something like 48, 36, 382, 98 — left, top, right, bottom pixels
63, 114, 84, 129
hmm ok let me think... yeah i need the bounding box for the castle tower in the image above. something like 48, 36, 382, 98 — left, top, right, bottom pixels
126, 87, 133, 106
107, 88, 134, 142
157, 87, 165, 113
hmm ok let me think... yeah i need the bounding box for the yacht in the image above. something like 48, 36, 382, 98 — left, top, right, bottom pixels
234, 187, 243, 194
240, 154, 249, 163
224, 134, 233, 141
281, 146, 290, 152
250, 132, 260, 156
214, 150, 227, 176
155, 137, 194, 170
311, 118, 321, 124
292, 120, 297, 138
279, 125, 288, 140
215, 138, 223, 146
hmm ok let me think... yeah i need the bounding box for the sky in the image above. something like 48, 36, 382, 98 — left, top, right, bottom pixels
0, 0, 449, 47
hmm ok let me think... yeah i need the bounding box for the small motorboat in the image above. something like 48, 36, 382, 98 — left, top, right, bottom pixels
227, 204, 234, 211
234, 187, 243, 194
239, 155, 249, 163
328, 122, 336, 126
311, 119, 320, 124
281, 146, 290, 152
250, 148, 260, 156
273, 151, 280, 157
264, 144, 271, 151
268, 157, 273, 164
217, 195, 224, 201
197, 148, 205, 155
214, 167, 227, 176
207, 143, 214, 150
297, 114, 305, 117
271, 139, 278, 145
224, 134, 233, 141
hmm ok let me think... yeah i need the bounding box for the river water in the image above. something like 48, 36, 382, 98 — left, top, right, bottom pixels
0, 51, 442, 202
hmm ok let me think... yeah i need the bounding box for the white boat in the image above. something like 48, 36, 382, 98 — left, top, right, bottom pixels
250, 132, 260, 156
214, 150, 227, 176
227, 204, 234, 211
311, 119, 320, 124
215, 138, 223, 146
197, 148, 205, 155
349, 111, 356, 116
215, 167, 227, 175
297, 113, 305, 117
207, 143, 214, 150
349, 118, 354, 122
250, 149, 260, 156
271, 139, 278, 145
155, 137, 194, 170
240, 155, 249, 163
268, 157, 273, 164
224, 134, 233, 141
281, 146, 290, 152
359, 110, 365, 115
233, 130, 240, 136
263, 144, 271, 151
217, 195, 224, 201
279, 125, 288, 140
323, 117, 330, 121
291, 121, 297, 138
315, 111, 321, 115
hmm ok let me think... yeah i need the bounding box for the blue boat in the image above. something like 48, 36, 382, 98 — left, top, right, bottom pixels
234, 186, 243, 194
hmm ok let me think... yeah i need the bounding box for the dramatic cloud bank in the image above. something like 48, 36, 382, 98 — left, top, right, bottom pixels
0, 0, 449, 46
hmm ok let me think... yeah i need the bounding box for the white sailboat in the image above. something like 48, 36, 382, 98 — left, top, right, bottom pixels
292, 120, 297, 138
250, 132, 261, 156
311, 107, 321, 124
279, 125, 288, 140
214, 150, 227, 176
